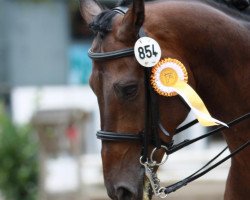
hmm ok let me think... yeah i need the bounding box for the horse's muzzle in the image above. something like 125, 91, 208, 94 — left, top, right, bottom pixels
115, 186, 137, 200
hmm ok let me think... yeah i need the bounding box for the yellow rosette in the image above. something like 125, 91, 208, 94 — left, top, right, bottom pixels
151, 58, 227, 127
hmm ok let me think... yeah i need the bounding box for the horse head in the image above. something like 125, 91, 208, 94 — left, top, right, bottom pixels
80, 1, 192, 199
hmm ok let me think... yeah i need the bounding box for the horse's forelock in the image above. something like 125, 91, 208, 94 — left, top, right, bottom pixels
89, 10, 117, 38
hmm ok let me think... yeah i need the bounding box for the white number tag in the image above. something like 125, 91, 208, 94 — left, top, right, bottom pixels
134, 37, 161, 67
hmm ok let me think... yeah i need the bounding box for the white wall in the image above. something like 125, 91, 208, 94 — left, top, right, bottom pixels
11, 86, 101, 154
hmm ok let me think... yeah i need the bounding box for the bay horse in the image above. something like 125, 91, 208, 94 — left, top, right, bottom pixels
80, 0, 250, 199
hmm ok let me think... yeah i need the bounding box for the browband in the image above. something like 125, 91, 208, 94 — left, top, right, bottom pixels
88, 48, 134, 60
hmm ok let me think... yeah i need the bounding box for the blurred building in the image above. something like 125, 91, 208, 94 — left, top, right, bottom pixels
1, 1, 68, 88
0, 0, 115, 101
0, 0, 112, 150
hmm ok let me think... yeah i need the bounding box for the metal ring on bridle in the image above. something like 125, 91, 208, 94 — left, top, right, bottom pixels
139, 156, 149, 166
150, 145, 169, 166
157, 187, 168, 198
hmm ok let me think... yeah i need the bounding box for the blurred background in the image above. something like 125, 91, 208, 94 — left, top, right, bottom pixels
0, 0, 229, 200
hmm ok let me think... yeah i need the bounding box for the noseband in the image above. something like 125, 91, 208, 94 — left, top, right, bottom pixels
88, 6, 250, 197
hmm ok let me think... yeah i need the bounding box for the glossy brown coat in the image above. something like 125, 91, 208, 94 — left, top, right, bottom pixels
80, 0, 250, 199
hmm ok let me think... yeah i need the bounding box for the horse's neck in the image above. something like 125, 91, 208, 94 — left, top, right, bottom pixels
182, 10, 250, 155
165, 5, 250, 193
147, 2, 250, 119
147, 0, 250, 176
192, 26, 250, 118
183, 15, 250, 198
145, 2, 250, 198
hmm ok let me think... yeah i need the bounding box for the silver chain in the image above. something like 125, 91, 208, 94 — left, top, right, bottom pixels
140, 146, 169, 198
141, 161, 168, 198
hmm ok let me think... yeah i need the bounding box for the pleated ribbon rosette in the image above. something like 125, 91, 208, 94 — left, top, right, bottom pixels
151, 58, 227, 127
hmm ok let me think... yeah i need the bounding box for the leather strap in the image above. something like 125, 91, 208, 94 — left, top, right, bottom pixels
96, 113, 250, 154
163, 140, 249, 195
167, 113, 250, 155
97, 131, 142, 141
88, 48, 134, 60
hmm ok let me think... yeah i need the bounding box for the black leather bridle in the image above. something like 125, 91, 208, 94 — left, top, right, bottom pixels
88, 6, 250, 196
89, 6, 168, 162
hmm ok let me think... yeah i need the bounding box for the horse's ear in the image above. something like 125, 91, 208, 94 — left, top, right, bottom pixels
117, 0, 145, 41
79, 0, 102, 24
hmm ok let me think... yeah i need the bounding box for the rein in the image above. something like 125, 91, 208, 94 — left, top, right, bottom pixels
88, 6, 250, 198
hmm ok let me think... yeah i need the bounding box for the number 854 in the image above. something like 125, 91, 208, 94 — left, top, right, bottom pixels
138, 44, 158, 59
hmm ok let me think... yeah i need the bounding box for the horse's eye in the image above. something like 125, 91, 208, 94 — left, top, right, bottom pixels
114, 83, 138, 100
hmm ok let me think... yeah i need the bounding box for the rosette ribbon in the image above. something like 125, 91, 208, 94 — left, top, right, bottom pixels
172, 80, 227, 127
151, 58, 228, 127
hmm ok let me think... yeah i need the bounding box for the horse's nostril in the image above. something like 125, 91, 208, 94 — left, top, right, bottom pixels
116, 186, 134, 200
